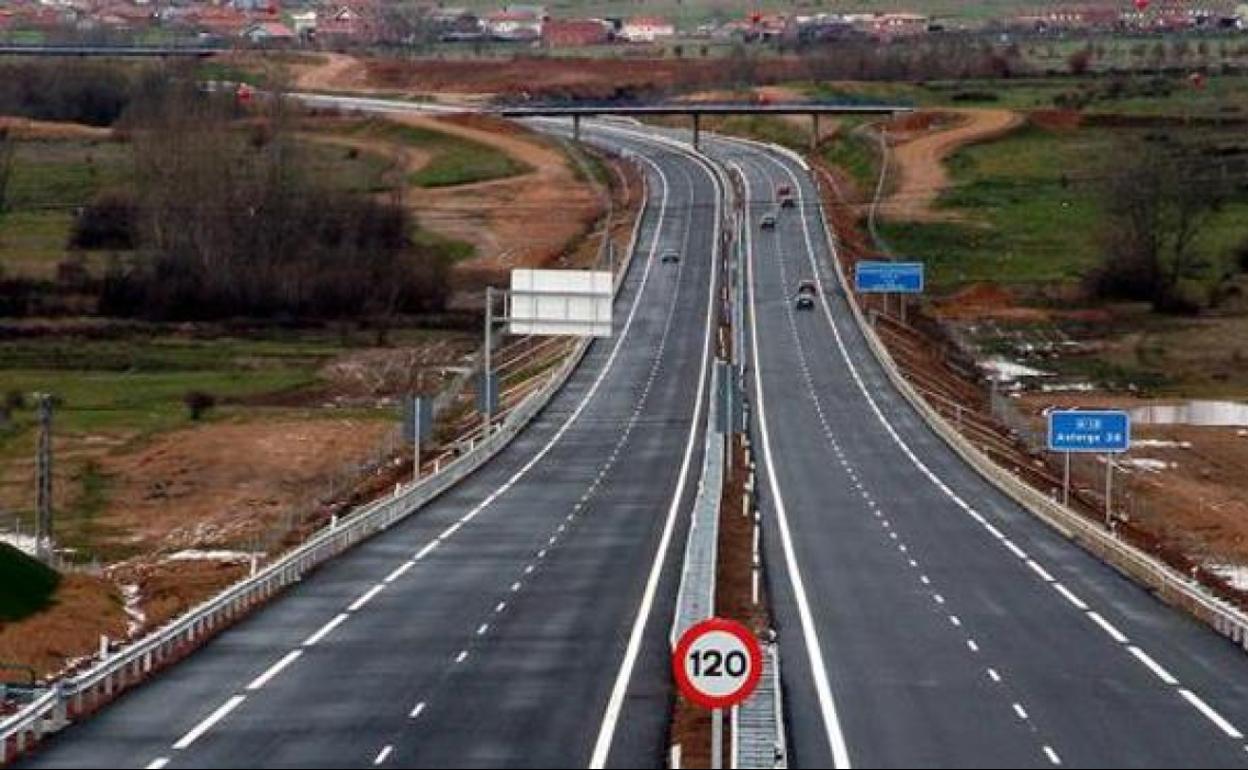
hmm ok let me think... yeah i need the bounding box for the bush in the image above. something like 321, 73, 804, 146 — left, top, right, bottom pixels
68, 191, 138, 251
183, 391, 217, 421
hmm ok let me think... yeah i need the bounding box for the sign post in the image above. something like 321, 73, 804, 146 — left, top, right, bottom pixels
854, 260, 924, 324
673, 617, 763, 769
1047, 409, 1131, 527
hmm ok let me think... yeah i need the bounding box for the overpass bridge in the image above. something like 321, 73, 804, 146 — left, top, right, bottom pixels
495, 101, 912, 149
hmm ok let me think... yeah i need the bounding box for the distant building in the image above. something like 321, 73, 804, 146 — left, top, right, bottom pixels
619, 15, 674, 43
484, 9, 541, 40
241, 20, 295, 45
542, 19, 608, 48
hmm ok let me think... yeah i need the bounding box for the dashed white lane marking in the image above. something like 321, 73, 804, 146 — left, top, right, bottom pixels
949, 615, 962, 628
966, 639, 979, 653
246, 650, 303, 691
510, 581, 522, 592
384, 561, 414, 583
172, 695, 247, 750
1003, 540, 1028, 560
988, 668, 1001, 683
1181, 689, 1246, 739
302, 613, 349, 647
477, 623, 490, 636
1013, 703, 1029, 721
146, 758, 170, 770
455, 650, 469, 664
373, 745, 393, 765
348, 584, 386, 612
1087, 612, 1129, 644
410, 701, 426, 719
495, 601, 506, 613
1052, 583, 1088, 611
1043, 745, 1062, 765
1128, 646, 1178, 686
1026, 560, 1055, 583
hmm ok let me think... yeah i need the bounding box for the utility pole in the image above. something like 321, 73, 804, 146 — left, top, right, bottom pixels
35, 393, 53, 563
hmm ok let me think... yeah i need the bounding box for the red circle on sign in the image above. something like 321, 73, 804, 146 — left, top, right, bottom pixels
672, 617, 763, 710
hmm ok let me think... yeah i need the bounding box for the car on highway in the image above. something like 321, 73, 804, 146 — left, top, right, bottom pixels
660, 248, 680, 264
760, 211, 777, 230
795, 279, 817, 310
777, 184, 795, 208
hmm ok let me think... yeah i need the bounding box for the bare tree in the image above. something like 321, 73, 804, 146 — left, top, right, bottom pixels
1093, 138, 1226, 313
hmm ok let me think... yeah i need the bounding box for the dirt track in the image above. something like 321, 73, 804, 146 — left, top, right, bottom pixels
878, 108, 1023, 222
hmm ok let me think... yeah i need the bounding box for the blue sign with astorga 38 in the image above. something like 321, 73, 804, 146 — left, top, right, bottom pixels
855, 261, 924, 293
1047, 410, 1131, 453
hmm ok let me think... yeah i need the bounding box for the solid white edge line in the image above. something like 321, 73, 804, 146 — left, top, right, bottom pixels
738, 160, 851, 769
588, 135, 721, 770
245, 649, 303, 691
171, 694, 246, 750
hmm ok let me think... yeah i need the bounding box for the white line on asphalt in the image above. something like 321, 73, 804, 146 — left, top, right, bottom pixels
950, 615, 962, 627
1087, 612, 1129, 644
414, 541, 439, 561
1052, 583, 1088, 611
495, 601, 506, 613
967, 640, 979, 652
373, 745, 393, 765
246, 650, 303, 691
455, 650, 469, 664
410, 702, 426, 719
303, 613, 349, 647
1013, 703, 1029, 720
1003, 540, 1028, 560
1026, 560, 1055, 582
590, 139, 721, 770
384, 561, 414, 583
987, 668, 1001, 683
1181, 689, 1245, 739
146, 758, 170, 769
348, 584, 386, 612
1043, 745, 1062, 765
737, 161, 851, 769
477, 623, 490, 636
172, 694, 246, 750
1128, 645, 1178, 686
510, 581, 521, 592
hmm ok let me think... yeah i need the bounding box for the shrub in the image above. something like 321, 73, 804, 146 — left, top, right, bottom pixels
183, 391, 217, 421
68, 191, 138, 251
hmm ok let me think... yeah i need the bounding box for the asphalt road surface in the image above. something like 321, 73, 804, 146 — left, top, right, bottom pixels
699, 132, 1248, 769
21, 124, 720, 770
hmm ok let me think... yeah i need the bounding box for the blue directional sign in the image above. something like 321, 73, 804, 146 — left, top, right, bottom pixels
855, 261, 924, 293
1047, 410, 1131, 453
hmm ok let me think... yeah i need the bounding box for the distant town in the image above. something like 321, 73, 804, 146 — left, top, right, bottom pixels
1, 1, 1247, 49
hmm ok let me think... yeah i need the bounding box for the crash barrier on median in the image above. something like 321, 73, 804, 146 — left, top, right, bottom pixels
0, 148, 651, 768
672, 364, 725, 644
735, 643, 788, 770
777, 141, 1248, 656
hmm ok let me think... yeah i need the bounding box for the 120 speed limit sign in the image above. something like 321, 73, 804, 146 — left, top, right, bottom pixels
673, 617, 763, 709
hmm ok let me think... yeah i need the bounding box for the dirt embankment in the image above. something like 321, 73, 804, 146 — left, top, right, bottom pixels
877, 108, 1024, 222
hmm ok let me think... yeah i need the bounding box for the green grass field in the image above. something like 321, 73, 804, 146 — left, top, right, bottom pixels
343, 119, 533, 188
876, 123, 1248, 293
0, 543, 59, 622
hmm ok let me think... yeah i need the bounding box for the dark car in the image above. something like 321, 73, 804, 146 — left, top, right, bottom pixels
661, 248, 680, 264
795, 279, 817, 310
760, 212, 777, 230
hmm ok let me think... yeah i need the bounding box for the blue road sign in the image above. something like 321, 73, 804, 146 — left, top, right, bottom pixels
855, 261, 924, 293
1047, 410, 1131, 453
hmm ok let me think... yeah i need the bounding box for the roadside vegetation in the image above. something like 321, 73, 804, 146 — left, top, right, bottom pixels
0, 543, 59, 622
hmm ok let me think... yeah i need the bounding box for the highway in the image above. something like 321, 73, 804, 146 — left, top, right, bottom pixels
21, 125, 721, 769
698, 133, 1248, 768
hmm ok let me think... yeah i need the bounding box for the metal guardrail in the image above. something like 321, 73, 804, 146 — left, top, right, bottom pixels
785, 140, 1248, 655
735, 644, 787, 769
672, 364, 725, 644
0, 142, 652, 767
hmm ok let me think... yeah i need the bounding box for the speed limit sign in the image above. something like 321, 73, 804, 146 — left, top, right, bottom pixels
673, 617, 763, 709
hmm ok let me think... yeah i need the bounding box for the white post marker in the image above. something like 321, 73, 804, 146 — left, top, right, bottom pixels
673, 617, 763, 770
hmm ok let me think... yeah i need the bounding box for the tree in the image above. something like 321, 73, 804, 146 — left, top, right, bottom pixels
1091, 138, 1227, 313
183, 391, 216, 421
0, 128, 13, 220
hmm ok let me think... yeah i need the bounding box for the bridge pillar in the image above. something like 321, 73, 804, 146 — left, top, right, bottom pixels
811, 113, 821, 151
572, 114, 581, 143
692, 113, 701, 150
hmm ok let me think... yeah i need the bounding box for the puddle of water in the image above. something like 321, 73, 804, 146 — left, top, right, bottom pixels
1130, 400, 1248, 427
